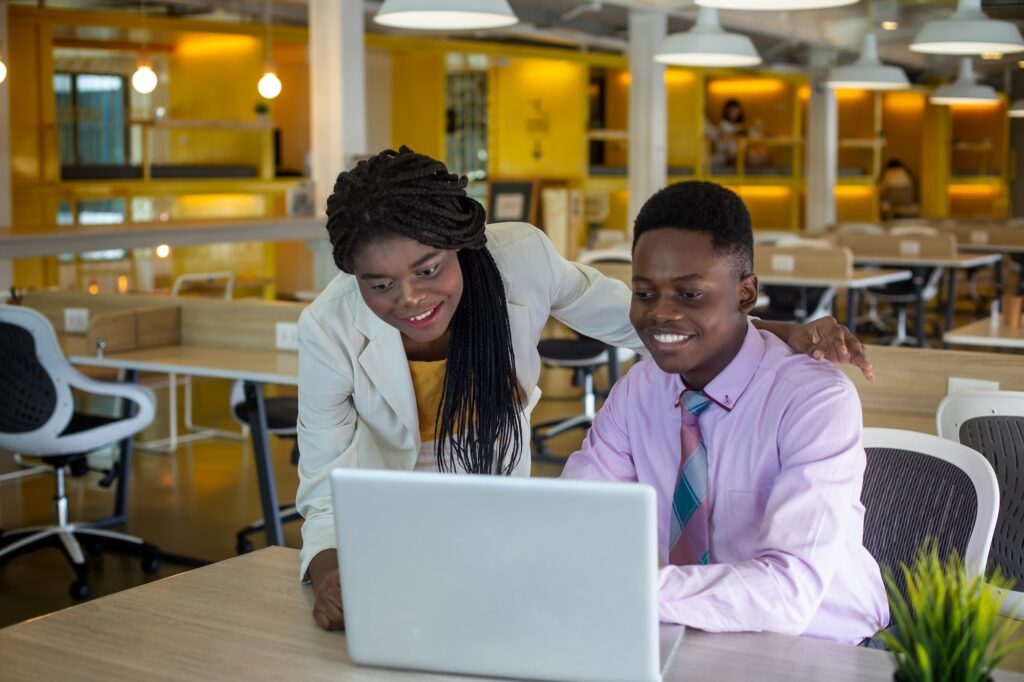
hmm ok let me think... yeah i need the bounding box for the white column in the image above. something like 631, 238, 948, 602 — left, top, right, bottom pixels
0, 5, 11, 293
627, 10, 668, 232
308, 0, 367, 287
805, 48, 837, 233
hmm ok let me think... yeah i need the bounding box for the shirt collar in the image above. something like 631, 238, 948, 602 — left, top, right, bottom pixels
678, 321, 765, 413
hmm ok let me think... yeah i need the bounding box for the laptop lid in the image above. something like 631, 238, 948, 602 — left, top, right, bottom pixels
331, 469, 663, 682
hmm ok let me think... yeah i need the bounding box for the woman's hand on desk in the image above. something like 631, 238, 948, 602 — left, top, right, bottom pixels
309, 550, 345, 631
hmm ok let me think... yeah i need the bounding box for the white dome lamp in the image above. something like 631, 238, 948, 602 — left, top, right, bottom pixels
257, 0, 281, 100
655, 7, 761, 68
929, 57, 998, 105
828, 32, 909, 90
911, 0, 1024, 55
1010, 99, 1024, 118
131, 0, 157, 94
374, 0, 518, 31
696, 0, 857, 9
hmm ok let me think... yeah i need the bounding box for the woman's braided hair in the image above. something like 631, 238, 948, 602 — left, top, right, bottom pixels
325, 146, 523, 475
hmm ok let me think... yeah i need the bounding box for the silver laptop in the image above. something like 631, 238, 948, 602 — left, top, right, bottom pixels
330, 469, 683, 682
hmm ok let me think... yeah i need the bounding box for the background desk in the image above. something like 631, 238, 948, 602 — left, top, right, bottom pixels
756, 268, 910, 329
70, 343, 298, 549
2, 547, 1021, 681
944, 318, 1024, 350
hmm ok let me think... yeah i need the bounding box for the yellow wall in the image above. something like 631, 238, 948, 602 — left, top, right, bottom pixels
950, 101, 1007, 177
490, 57, 587, 179
167, 33, 266, 169
603, 68, 629, 168
391, 50, 445, 159
666, 69, 702, 173
835, 185, 878, 223
272, 41, 311, 175
882, 92, 926, 182
836, 90, 876, 176
949, 184, 1006, 218
729, 186, 795, 230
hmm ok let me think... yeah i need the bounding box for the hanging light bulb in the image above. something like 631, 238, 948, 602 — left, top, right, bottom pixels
258, 70, 282, 99
131, 0, 157, 94
655, 7, 761, 67
0, 58, 7, 86
258, 0, 281, 100
132, 62, 158, 94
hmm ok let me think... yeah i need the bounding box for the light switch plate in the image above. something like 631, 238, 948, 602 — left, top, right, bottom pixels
947, 376, 999, 396
64, 307, 90, 333
275, 322, 299, 351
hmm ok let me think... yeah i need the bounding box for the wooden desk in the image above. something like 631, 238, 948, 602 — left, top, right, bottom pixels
757, 269, 911, 328
70, 343, 299, 548
6, 547, 1019, 682
944, 318, 1024, 350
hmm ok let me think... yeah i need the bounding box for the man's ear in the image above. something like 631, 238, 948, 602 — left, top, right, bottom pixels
738, 273, 759, 314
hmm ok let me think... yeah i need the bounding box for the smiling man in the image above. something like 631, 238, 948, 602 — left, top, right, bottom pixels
561, 181, 889, 645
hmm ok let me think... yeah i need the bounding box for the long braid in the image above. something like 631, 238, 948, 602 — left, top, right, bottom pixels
325, 147, 523, 475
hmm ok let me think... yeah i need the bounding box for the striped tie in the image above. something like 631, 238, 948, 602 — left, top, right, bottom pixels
669, 389, 712, 566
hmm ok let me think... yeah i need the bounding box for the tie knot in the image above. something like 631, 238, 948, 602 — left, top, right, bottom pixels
681, 390, 711, 417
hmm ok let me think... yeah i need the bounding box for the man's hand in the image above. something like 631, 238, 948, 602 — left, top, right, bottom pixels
309, 550, 345, 631
789, 316, 873, 382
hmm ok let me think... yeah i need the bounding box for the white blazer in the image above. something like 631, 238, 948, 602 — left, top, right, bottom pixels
295, 222, 642, 578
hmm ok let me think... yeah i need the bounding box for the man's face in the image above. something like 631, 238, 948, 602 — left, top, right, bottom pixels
630, 228, 758, 388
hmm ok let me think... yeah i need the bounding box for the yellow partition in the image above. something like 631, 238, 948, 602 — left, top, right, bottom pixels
391, 50, 446, 159
489, 57, 587, 179
666, 69, 702, 174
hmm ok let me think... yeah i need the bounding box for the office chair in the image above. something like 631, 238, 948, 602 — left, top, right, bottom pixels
229, 381, 301, 553
938, 390, 1024, 618
0, 305, 160, 599
531, 251, 635, 462
864, 226, 944, 347
861, 428, 999, 618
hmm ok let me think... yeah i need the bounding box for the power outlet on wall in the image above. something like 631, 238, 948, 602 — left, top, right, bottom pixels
64, 307, 90, 333
275, 322, 299, 351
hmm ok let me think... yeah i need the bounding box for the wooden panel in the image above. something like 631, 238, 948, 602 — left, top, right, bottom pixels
176, 297, 304, 350
839, 345, 1024, 435
755, 245, 852, 280
84, 305, 179, 354
20, 291, 168, 333
939, 225, 1024, 249
837, 232, 957, 260
135, 306, 181, 348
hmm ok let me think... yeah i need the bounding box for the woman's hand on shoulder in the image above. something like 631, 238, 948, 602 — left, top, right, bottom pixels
788, 316, 873, 382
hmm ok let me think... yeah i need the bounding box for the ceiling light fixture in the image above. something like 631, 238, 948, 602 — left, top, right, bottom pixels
257, 0, 281, 100
374, 0, 518, 31
655, 6, 761, 67
1009, 100, 1024, 118
828, 32, 909, 90
911, 0, 1024, 55
696, 0, 857, 9
881, 21, 898, 31
929, 57, 998, 105
131, 0, 157, 94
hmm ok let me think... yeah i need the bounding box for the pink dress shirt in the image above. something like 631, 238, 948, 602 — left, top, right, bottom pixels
561, 323, 889, 644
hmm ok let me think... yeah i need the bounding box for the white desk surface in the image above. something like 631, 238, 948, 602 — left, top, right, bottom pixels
2, 547, 1021, 682
943, 318, 1024, 350
850, 253, 1002, 269
757, 268, 911, 289
70, 344, 299, 385
0, 216, 324, 260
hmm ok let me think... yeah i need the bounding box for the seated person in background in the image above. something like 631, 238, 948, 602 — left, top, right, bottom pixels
879, 159, 920, 220
561, 181, 889, 645
707, 99, 769, 170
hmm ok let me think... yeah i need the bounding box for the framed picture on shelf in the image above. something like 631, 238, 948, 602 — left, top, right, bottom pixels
486, 179, 539, 225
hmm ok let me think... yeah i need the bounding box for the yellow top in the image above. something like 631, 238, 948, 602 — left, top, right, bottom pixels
408, 359, 447, 442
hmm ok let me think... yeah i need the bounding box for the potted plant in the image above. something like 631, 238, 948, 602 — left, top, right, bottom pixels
880, 540, 1022, 682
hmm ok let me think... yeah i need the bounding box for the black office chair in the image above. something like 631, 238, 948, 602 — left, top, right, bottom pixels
860, 428, 998, 621
230, 381, 301, 553
0, 305, 161, 599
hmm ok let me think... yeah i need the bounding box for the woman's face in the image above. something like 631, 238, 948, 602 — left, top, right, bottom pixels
351, 234, 464, 345
724, 103, 741, 123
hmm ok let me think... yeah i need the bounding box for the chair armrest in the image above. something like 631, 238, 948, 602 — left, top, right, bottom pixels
66, 371, 156, 418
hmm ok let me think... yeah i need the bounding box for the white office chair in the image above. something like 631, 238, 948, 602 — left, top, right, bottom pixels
937, 390, 1024, 619
137, 271, 248, 452
861, 428, 999, 614
531, 251, 636, 462
0, 305, 160, 599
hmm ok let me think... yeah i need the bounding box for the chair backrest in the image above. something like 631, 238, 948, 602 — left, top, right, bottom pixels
578, 249, 632, 289
837, 231, 957, 261
937, 390, 1024, 589
0, 306, 77, 446
861, 428, 999, 604
754, 244, 853, 280
171, 271, 235, 299
838, 222, 885, 235
0, 304, 155, 457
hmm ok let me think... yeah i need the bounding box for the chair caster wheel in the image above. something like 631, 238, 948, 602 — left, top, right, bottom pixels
236, 537, 254, 555
141, 551, 160, 574
69, 580, 91, 600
